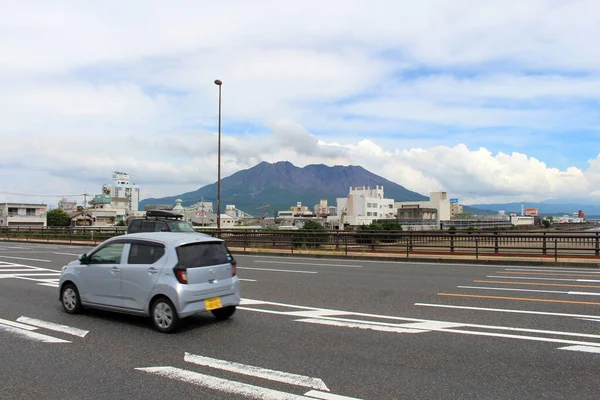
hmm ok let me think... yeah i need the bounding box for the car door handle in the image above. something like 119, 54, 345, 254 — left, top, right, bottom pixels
110, 267, 121, 273
147, 267, 158, 274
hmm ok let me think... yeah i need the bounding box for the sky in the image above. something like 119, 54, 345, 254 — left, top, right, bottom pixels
1, 0, 600, 208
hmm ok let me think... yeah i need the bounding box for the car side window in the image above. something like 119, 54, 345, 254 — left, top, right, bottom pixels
89, 243, 125, 264
128, 243, 165, 264
141, 221, 156, 232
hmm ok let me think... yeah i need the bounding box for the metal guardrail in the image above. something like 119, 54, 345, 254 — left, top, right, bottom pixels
2, 227, 599, 261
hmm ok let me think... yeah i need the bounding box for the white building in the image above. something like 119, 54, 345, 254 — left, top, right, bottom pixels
336, 186, 395, 226
395, 192, 452, 224
0, 203, 47, 227
108, 172, 140, 212
510, 215, 535, 226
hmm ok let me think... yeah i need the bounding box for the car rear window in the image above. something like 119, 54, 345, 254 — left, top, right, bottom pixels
176, 242, 232, 268
129, 219, 142, 233
167, 221, 196, 232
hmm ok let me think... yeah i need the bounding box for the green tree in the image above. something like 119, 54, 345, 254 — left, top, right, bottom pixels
46, 209, 71, 227
542, 219, 551, 228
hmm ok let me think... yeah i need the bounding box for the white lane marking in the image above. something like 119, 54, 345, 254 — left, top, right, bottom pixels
285, 311, 350, 318
239, 278, 257, 282
559, 345, 600, 354
487, 276, 600, 282
135, 366, 313, 400
240, 298, 600, 341
9, 273, 60, 276
184, 353, 329, 391
16, 317, 88, 338
259, 261, 361, 268
238, 267, 317, 274
240, 299, 267, 305
38, 283, 59, 287
0, 264, 20, 267
457, 286, 600, 296
414, 303, 600, 320
304, 390, 363, 400
0, 269, 48, 273
0, 318, 38, 331
54, 252, 81, 256
0, 256, 51, 262
0, 325, 70, 343
297, 318, 427, 334
504, 268, 600, 274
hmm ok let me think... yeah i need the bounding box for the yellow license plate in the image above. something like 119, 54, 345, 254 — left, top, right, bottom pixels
205, 297, 222, 311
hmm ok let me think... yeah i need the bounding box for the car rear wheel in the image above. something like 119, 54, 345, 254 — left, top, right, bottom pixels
61, 283, 82, 314
211, 306, 236, 320
151, 297, 179, 333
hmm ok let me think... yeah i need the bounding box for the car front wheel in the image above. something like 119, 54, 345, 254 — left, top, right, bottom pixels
151, 297, 179, 333
211, 306, 236, 320
61, 283, 82, 314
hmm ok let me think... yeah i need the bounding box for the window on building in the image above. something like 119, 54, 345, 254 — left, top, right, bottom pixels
26, 208, 36, 215
8, 208, 18, 214
374, 212, 378, 216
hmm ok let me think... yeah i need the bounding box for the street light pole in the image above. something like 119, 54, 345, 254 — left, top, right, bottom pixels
214, 79, 222, 233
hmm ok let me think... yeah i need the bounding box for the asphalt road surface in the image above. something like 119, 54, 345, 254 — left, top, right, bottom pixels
2, 241, 600, 400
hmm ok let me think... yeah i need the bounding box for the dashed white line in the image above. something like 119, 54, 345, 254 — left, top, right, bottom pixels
0, 325, 70, 343
457, 285, 600, 296
487, 275, 600, 282
304, 390, 363, 400
414, 303, 600, 320
559, 345, 600, 354
0, 256, 51, 262
16, 317, 88, 338
136, 366, 312, 400
259, 261, 361, 268
184, 352, 329, 391
238, 267, 317, 274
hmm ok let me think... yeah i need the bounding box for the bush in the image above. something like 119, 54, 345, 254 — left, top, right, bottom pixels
294, 221, 327, 248
46, 209, 71, 227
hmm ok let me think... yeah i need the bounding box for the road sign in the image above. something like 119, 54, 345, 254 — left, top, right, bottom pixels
450, 198, 459, 204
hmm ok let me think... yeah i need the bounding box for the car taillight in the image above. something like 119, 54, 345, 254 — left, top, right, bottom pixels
175, 269, 188, 284
231, 261, 237, 277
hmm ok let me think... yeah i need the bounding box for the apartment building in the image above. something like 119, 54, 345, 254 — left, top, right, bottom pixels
0, 203, 47, 227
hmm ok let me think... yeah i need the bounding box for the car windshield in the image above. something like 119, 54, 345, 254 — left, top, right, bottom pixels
166, 220, 196, 232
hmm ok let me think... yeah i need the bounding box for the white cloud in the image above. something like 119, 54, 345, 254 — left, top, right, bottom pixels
1, 1, 600, 207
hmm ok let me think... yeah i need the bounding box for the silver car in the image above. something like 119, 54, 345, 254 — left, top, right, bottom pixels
58, 232, 241, 333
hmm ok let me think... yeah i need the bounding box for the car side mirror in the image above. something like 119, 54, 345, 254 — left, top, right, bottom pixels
79, 253, 89, 264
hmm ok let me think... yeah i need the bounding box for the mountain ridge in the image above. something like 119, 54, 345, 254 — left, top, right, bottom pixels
139, 161, 428, 215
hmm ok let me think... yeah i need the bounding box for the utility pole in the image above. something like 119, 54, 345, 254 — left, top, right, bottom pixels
263, 204, 270, 227
83, 193, 89, 226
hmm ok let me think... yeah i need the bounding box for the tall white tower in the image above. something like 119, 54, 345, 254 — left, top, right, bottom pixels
109, 172, 140, 212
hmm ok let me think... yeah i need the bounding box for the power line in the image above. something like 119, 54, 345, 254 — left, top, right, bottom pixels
0, 191, 90, 198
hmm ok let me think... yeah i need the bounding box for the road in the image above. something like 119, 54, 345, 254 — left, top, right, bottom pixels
2, 241, 600, 399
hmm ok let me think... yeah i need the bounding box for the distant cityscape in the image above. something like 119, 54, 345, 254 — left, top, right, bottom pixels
0, 171, 594, 230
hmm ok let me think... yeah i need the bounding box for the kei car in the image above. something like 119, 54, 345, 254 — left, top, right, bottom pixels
58, 232, 240, 333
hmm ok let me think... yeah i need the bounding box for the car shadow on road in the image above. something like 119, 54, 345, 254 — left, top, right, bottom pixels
72, 307, 232, 333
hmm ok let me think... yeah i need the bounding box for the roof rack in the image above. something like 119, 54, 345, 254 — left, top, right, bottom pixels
145, 210, 183, 219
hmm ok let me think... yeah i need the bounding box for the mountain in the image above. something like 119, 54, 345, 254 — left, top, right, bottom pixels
139, 161, 429, 215
467, 201, 600, 216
